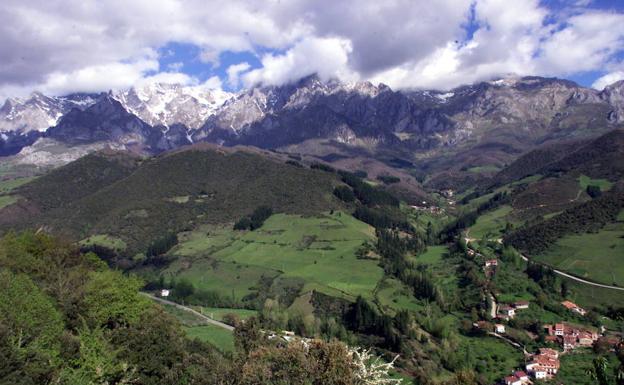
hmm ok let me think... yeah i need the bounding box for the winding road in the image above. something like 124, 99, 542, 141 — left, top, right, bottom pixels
140, 292, 235, 331
516, 253, 624, 291
463, 233, 624, 292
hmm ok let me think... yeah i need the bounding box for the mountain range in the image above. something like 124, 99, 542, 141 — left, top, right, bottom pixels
1, 75, 623, 177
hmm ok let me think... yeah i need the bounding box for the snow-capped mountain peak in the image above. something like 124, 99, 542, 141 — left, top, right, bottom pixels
112, 83, 234, 129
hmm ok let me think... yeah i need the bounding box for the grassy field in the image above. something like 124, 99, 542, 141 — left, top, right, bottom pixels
167, 212, 384, 301
79, 234, 128, 251
195, 307, 257, 322
0, 176, 35, 194
0, 176, 35, 209
533, 220, 624, 286
184, 325, 235, 352
416, 245, 448, 264
159, 303, 235, 352
468, 205, 513, 239
375, 278, 423, 314
0, 195, 18, 210
456, 335, 523, 384
557, 351, 619, 385
578, 174, 613, 191
467, 165, 501, 174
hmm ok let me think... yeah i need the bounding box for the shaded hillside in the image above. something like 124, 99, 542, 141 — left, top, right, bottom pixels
0, 146, 345, 253
492, 129, 624, 186
505, 185, 624, 256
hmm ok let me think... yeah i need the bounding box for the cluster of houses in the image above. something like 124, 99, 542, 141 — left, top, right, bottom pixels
561, 300, 587, 316
500, 348, 560, 385
409, 202, 445, 214
497, 301, 530, 320
544, 322, 599, 350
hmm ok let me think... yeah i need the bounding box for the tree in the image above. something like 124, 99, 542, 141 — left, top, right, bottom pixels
587, 185, 602, 198
0, 270, 64, 358
58, 324, 136, 385
586, 355, 610, 385
81, 270, 150, 328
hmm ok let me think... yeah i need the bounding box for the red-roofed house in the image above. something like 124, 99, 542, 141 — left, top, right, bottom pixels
504, 375, 523, 385
561, 300, 587, 315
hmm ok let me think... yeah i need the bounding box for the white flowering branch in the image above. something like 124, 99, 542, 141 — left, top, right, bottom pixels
349, 347, 403, 385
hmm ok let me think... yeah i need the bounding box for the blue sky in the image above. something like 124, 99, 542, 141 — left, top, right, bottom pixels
1, 0, 624, 99
150, 0, 624, 91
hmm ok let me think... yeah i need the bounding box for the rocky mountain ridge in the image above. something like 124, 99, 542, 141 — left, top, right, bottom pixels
1, 75, 623, 169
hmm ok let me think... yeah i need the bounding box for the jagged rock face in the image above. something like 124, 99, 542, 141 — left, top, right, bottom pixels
1, 75, 623, 168
444, 77, 606, 132
0, 92, 98, 134
45, 95, 177, 153
601, 80, 624, 123
194, 75, 454, 148
112, 83, 232, 129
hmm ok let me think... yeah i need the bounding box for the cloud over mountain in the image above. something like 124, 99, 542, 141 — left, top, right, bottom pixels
1, 0, 624, 99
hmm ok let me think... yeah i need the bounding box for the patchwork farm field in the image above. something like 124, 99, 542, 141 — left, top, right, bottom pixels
468, 205, 513, 239
166, 211, 384, 301
0, 176, 34, 209
533, 218, 624, 286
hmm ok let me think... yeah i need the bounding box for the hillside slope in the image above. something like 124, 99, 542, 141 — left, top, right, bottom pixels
0, 145, 344, 252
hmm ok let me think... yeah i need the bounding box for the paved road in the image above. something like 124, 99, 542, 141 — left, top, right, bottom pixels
141, 292, 235, 331
517, 253, 624, 292
464, 233, 624, 292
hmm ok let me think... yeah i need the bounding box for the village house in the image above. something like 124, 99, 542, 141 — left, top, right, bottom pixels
561, 300, 587, 316
544, 322, 600, 350
495, 324, 506, 334
160, 289, 170, 297
485, 259, 498, 268
497, 304, 516, 320
503, 370, 530, 385
526, 351, 560, 380
514, 301, 529, 310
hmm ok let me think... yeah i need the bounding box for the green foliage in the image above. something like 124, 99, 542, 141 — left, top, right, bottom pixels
376, 175, 401, 184
0, 270, 64, 358
59, 325, 135, 385
333, 186, 356, 202
587, 184, 602, 198
4, 149, 341, 253
506, 189, 624, 255
81, 270, 150, 328
234, 206, 273, 230
146, 233, 178, 257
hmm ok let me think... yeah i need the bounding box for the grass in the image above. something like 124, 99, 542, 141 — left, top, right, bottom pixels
375, 278, 423, 314
184, 325, 235, 352
533, 221, 624, 286
195, 307, 257, 322
0, 176, 35, 209
468, 205, 513, 239
416, 245, 449, 264
159, 303, 235, 353
556, 351, 619, 385
456, 335, 524, 384
0, 177, 35, 194
80, 234, 128, 251
0, 195, 18, 210
167, 212, 384, 301
467, 165, 501, 174
578, 174, 613, 191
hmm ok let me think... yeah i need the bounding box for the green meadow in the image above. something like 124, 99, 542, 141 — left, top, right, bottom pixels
468, 205, 513, 239
578, 174, 613, 191
166, 211, 384, 301
533, 218, 624, 286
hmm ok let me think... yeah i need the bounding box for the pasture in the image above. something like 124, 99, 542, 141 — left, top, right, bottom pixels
468, 205, 513, 239
167, 211, 384, 301
533, 219, 624, 286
